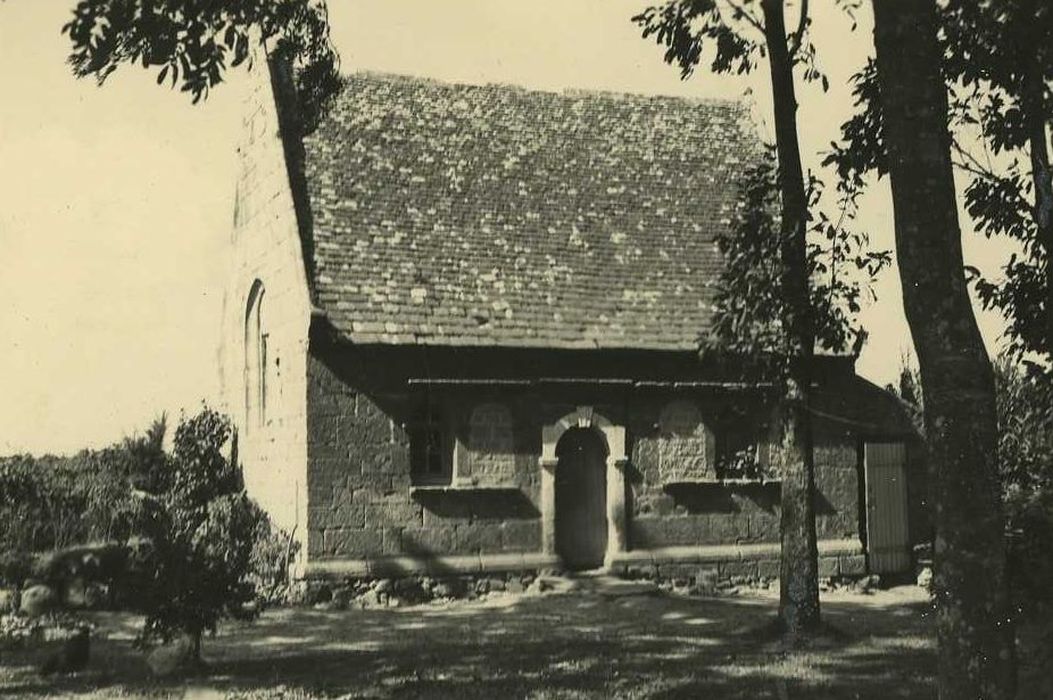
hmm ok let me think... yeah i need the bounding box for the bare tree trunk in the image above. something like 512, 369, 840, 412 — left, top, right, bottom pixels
760, 0, 820, 636
1021, 60, 1053, 358
871, 1, 1017, 698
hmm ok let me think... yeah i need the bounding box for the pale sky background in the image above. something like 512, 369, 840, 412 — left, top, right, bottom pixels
0, 1, 1013, 455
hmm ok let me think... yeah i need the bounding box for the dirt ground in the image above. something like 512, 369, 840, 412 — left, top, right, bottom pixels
0, 581, 1000, 699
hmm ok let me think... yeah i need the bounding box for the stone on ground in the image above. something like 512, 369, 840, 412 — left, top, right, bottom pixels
146, 635, 195, 678
20, 584, 58, 618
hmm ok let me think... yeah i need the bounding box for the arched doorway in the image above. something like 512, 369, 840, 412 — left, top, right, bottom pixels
555, 427, 608, 570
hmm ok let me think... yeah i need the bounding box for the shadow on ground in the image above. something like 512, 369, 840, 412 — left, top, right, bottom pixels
1, 586, 943, 699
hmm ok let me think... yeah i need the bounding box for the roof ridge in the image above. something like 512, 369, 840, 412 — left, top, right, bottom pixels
342, 69, 748, 110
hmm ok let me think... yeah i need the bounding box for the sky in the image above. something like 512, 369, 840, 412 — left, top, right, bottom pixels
0, 1, 1014, 455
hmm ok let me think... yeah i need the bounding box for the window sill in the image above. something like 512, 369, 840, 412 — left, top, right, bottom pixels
410, 484, 521, 495
663, 478, 781, 487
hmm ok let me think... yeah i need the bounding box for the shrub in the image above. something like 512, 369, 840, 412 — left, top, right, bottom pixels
0, 550, 33, 588
247, 508, 300, 606
995, 360, 1053, 611
0, 417, 166, 553
135, 407, 260, 660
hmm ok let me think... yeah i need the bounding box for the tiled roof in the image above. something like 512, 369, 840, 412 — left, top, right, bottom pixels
302, 72, 760, 350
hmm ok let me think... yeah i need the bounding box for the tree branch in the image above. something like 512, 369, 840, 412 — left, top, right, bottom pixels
788, 0, 809, 60
720, 0, 766, 35
951, 138, 1000, 181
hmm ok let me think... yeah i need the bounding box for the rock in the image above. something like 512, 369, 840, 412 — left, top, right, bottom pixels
357, 589, 382, 608
146, 635, 195, 678
432, 578, 466, 599
506, 579, 525, 595
63, 577, 90, 609
855, 574, 881, 594
916, 567, 933, 589
693, 569, 719, 597
20, 584, 58, 618
487, 578, 506, 592
394, 578, 422, 596
331, 586, 354, 610
84, 583, 109, 610
0, 587, 18, 613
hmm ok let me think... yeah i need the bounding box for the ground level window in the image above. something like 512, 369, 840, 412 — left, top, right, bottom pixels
411, 423, 450, 485
715, 408, 762, 480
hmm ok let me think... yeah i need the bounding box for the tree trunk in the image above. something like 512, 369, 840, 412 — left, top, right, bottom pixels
871, 1, 1017, 698
760, 0, 821, 636
1021, 57, 1053, 359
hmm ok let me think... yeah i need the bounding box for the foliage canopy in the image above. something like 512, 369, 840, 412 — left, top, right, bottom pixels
62, 0, 341, 130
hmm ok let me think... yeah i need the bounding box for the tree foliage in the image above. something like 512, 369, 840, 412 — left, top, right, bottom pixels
826, 0, 1053, 362
995, 360, 1053, 610
0, 417, 166, 552
713, 145, 889, 373
62, 0, 341, 130
136, 407, 262, 654
634, 1, 887, 376
633, 0, 826, 87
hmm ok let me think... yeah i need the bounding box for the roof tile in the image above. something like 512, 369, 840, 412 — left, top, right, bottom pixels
303, 72, 761, 350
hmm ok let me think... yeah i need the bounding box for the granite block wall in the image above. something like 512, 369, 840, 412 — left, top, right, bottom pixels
305, 350, 542, 563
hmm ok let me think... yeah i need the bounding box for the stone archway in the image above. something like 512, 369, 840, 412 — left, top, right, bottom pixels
539, 406, 628, 569
555, 427, 608, 570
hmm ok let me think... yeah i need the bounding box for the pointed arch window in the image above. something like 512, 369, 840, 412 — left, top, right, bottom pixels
244, 280, 268, 429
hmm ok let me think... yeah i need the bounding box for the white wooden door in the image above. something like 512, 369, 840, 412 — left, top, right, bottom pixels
864, 442, 911, 574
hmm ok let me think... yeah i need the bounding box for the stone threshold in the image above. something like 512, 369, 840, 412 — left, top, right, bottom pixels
304, 539, 864, 579
608, 538, 863, 567
305, 552, 561, 578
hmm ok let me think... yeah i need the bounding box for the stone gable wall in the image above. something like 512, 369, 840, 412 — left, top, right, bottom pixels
218, 58, 312, 559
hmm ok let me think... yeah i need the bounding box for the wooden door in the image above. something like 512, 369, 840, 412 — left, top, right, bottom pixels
864, 442, 911, 574
555, 428, 608, 570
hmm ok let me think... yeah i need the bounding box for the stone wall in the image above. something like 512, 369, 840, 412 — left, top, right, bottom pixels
300, 361, 876, 579
218, 56, 311, 558
626, 396, 862, 552
304, 348, 544, 570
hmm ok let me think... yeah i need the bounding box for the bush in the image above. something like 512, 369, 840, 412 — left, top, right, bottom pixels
0, 418, 166, 553
995, 360, 1053, 611
0, 550, 33, 588
247, 507, 300, 606
135, 407, 260, 659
